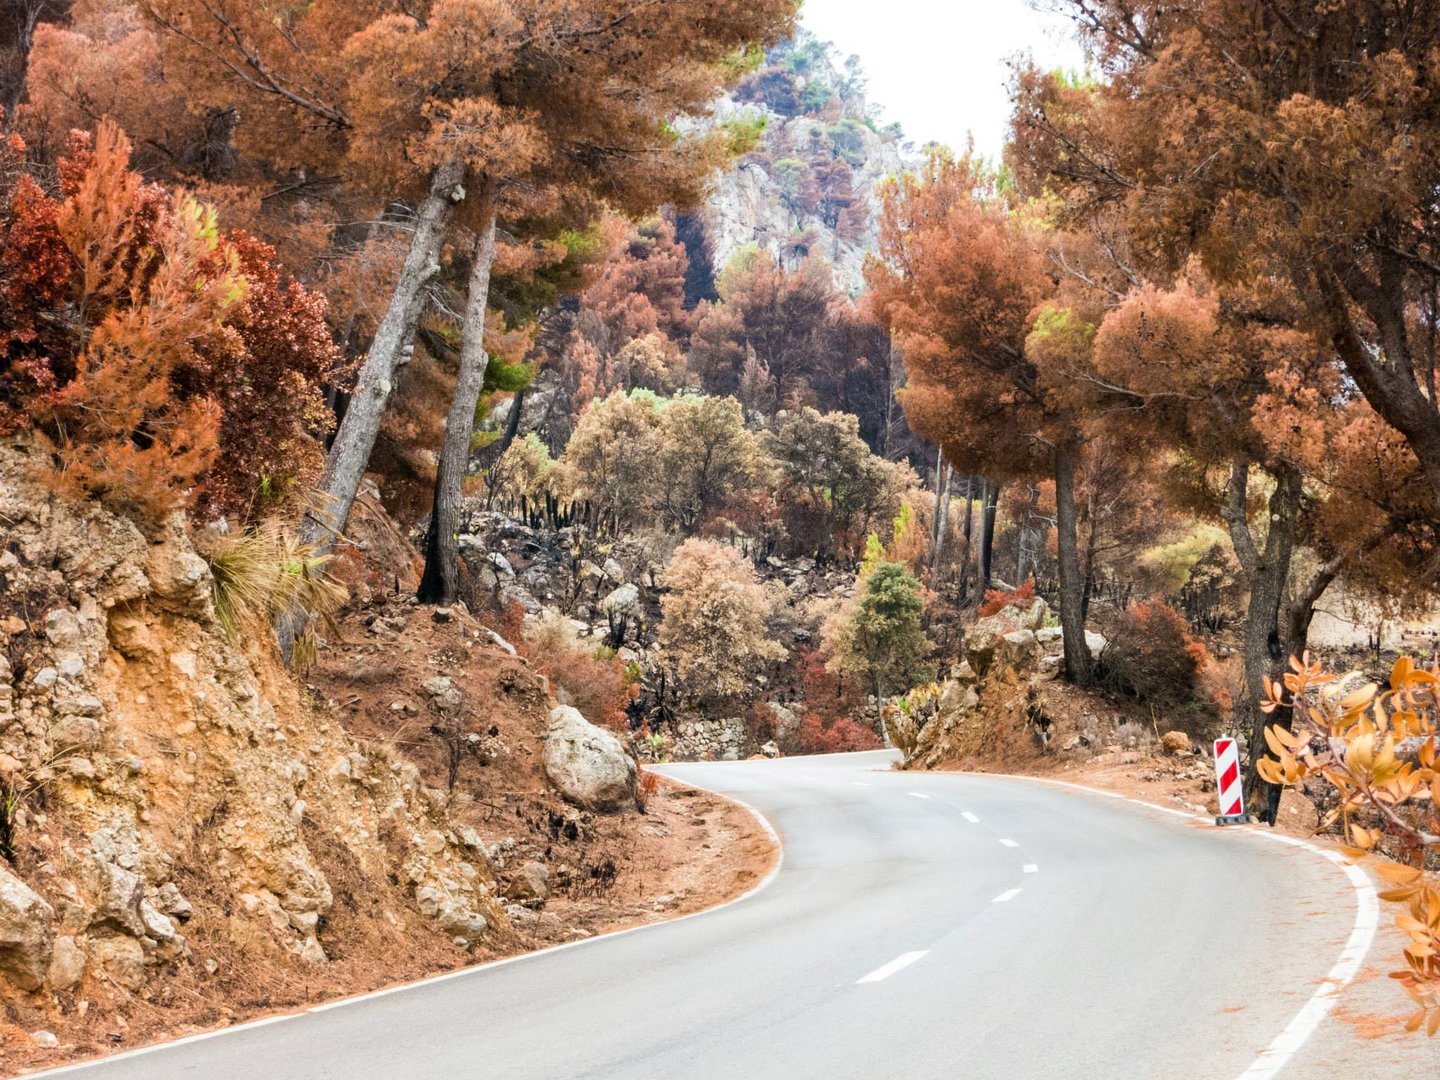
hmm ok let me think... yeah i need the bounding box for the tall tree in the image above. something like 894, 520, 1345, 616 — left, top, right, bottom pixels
868, 154, 1096, 685
1020, 3, 1440, 516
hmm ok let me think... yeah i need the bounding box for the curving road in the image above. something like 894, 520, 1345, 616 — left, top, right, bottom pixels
27, 751, 1398, 1080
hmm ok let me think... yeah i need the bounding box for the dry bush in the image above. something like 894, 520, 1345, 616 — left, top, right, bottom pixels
660, 538, 785, 710
979, 577, 1036, 618
522, 612, 638, 731
792, 711, 881, 755
1100, 599, 1214, 723
198, 520, 347, 669
634, 768, 661, 812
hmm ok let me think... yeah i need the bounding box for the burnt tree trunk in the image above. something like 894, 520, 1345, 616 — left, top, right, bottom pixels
978, 481, 999, 596
956, 477, 975, 605
930, 456, 952, 579
302, 161, 466, 552
1223, 458, 1303, 819
419, 197, 499, 605
1054, 442, 1094, 687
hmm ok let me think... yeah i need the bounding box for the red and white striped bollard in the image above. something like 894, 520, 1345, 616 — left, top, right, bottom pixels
1213, 737, 1250, 826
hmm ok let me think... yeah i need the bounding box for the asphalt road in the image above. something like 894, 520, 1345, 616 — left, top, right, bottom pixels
29, 751, 1395, 1080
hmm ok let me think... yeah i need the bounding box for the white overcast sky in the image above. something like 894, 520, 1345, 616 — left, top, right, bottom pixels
799, 0, 1088, 161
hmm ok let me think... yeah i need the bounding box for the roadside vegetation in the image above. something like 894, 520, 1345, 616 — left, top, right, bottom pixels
0, 0, 1436, 1040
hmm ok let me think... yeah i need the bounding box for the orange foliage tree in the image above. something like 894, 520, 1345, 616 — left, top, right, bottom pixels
868, 153, 1095, 687
1018, 1, 1440, 520
0, 121, 340, 520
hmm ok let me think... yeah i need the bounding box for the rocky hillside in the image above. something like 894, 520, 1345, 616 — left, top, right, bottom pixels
693, 33, 911, 295
0, 442, 769, 1069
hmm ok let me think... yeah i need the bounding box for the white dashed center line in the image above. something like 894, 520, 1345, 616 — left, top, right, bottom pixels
1023, 864, 1039, 874
992, 889, 1023, 903
961, 811, 980, 823
998, 839, 1019, 848
909, 792, 930, 800
851, 782, 871, 787
856, 951, 929, 984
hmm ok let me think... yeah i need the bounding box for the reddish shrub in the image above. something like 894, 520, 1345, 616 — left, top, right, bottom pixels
513, 613, 638, 732
798, 645, 866, 720
979, 577, 1036, 618
1100, 599, 1213, 716
793, 711, 882, 754
635, 767, 660, 812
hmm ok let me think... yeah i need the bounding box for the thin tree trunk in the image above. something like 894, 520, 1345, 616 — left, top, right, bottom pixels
1080, 495, 1099, 624
302, 161, 466, 552
419, 197, 499, 605
1284, 521, 1403, 658
1054, 442, 1094, 687
957, 477, 975, 605
930, 457, 951, 578
978, 481, 999, 595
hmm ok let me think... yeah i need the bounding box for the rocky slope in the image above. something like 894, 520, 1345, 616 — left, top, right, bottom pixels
700, 98, 907, 295
692, 35, 912, 295
0, 442, 770, 1070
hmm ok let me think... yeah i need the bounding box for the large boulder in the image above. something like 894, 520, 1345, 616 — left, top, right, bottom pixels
601, 583, 641, 617
0, 866, 54, 991
542, 706, 637, 813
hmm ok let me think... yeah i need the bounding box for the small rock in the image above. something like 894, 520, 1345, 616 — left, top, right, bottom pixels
90, 936, 145, 991
32, 1030, 58, 1049
1161, 731, 1193, 756
432, 607, 453, 624
503, 861, 550, 904
48, 935, 85, 991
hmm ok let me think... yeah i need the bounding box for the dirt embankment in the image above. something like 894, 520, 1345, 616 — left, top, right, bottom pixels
0, 461, 775, 1076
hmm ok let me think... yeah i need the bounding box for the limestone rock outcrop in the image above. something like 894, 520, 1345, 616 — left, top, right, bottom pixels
0, 441, 504, 998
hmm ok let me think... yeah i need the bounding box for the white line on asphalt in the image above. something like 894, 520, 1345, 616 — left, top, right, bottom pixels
1023, 864, 1038, 873
856, 951, 929, 984
998, 838, 1019, 848
851, 782, 871, 787
908, 792, 930, 800
1232, 838, 1379, 1080
997, 772, 1382, 1080
992, 889, 1023, 903
961, 811, 980, 823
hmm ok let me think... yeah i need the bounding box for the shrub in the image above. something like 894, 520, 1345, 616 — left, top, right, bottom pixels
522, 613, 638, 731
660, 538, 785, 709
1100, 599, 1211, 714
793, 711, 881, 754
979, 577, 1037, 618
199, 521, 348, 670
634, 767, 661, 812
0, 121, 341, 521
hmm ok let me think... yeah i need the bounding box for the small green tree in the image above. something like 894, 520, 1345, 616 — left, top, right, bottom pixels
822, 561, 933, 721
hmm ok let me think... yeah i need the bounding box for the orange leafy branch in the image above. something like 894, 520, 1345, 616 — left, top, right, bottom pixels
1259, 652, 1440, 1033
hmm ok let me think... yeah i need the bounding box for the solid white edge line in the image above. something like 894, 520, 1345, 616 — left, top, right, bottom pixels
1231, 838, 1379, 1080
23, 783, 786, 1079
856, 950, 929, 984
961, 811, 980, 823
990, 772, 1381, 1080
992, 888, 1023, 903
